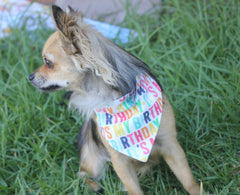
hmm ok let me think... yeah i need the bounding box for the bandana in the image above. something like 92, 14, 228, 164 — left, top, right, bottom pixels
95, 73, 163, 162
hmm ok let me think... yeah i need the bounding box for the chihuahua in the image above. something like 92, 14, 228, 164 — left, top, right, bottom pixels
29, 5, 204, 195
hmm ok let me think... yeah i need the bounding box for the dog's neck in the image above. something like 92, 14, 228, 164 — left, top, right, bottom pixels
68, 72, 121, 118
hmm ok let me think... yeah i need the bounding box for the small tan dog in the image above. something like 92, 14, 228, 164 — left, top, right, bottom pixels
29, 5, 204, 195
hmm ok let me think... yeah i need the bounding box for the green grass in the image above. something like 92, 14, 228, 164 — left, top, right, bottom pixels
0, 0, 239, 194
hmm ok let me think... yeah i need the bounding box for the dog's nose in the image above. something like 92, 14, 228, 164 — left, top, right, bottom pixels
29, 73, 35, 81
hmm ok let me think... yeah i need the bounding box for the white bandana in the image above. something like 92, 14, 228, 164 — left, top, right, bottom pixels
95, 73, 163, 162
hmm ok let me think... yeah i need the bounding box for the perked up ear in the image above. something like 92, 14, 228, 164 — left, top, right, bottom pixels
52, 6, 64, 32
52, 5, 82, 55
52, 5, 77, 37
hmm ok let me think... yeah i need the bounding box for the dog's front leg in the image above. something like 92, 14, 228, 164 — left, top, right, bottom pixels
96, 119, 143, 195
111, 153, 143, 195
78, 120, 107, 192
160, 138, 203, 195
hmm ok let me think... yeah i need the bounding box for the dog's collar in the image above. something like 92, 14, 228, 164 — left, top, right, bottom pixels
95, 73, 162, 162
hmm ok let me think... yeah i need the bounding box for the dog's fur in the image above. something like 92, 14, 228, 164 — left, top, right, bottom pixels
29, 6, 204, 195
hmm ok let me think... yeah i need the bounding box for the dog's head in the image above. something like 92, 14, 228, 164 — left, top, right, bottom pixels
29, 5, 117, 93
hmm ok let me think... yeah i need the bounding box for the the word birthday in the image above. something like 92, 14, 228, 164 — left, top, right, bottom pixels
96, 73, 163, 162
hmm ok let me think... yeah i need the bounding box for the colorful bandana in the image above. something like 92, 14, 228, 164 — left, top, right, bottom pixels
95, 73, 163, 162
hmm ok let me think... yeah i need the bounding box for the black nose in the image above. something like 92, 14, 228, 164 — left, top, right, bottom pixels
29, 73, 35, 81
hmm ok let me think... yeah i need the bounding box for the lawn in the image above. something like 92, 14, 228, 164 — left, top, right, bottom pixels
0, 0, 239, 194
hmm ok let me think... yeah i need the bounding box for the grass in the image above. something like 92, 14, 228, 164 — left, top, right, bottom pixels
0, 0, 239, 194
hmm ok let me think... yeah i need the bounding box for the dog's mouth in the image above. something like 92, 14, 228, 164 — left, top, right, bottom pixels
40, 85, 62, 92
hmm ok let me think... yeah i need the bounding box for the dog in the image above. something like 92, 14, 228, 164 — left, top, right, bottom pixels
29, 5, 204, 195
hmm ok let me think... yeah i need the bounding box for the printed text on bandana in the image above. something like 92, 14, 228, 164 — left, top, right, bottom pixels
96, 73, 163, 162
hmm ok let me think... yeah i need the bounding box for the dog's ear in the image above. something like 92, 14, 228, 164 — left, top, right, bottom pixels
52, 6, 64, 32
52, 6, 116, 84
52, 5, 81, 55
52, 5, 77, 37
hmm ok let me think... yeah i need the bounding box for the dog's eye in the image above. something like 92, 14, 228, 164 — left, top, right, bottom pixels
44, 58, 53, 69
